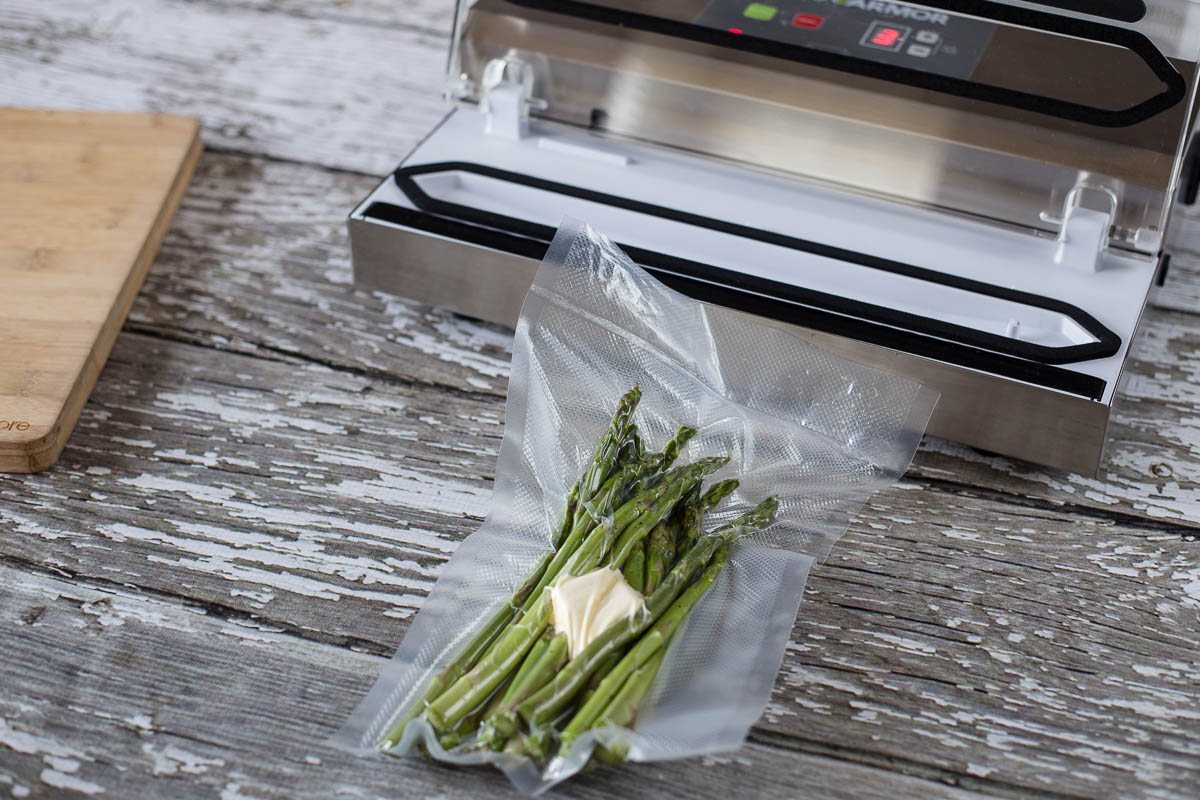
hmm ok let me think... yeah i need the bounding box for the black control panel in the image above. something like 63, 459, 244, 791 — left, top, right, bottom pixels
695, 0, 995, 80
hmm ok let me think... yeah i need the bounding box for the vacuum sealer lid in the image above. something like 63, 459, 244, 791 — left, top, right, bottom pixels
443, 0, 1200, 256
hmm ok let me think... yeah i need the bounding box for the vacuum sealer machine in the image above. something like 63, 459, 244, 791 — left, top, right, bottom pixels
349, 0, 1200, 474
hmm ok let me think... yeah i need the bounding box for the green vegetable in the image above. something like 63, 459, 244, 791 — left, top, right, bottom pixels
429, 460, 724, 733
622, 539, 646, 593
377, 387, 781, 778
590, 639, 672, 765
561, 548, 728, 753
676, 478, 738, 559
517, 499, 778, 731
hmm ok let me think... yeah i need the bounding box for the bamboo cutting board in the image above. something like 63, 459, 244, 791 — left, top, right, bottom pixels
0, 108, 201, 473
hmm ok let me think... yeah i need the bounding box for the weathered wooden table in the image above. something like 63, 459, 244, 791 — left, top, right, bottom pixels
2, 2, 1198, 798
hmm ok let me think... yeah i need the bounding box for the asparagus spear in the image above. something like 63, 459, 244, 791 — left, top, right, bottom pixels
589, 638, 672, 765
675, 478, 738, 560
426, 465, 723, 733
446, 420, 664, 718
551, 483, 579, 551
616, 423, 642, 466
540, 451, 672, 614
476, 633, 569, 750
437, 669, 515, 751
606, 425, 696, 516
560, 548, 729, 752
414, 449, 655, 743
502, 630, 552, 706
505, 633, 569, 713
659, 425, 697, 471
518, 498, 778, 730
622, 540, 646, 593
577, 387, 641, 505
569, 453, 660, 536
424, 597, 551, 733
643, 468, 707, 594
522, 728, 553, 762
579, 651, 622, 707
642, 519, 675, 595
629, 423, 646, 459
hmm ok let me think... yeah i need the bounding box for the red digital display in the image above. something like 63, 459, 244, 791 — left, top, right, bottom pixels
860, 21, 910, 51
871, 27, 901, 47
729, 27, 744, 34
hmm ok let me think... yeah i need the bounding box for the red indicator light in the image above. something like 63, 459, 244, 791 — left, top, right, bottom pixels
729, 27, 744, 34
871, 27, 902, 47
792, 13, 824, 29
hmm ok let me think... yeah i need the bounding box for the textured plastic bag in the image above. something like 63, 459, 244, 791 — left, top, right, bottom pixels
334, 219, 938, 794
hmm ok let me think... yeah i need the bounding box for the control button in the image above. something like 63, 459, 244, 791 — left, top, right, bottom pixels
860, 21, 910, 52
915, 30, 939, 44
742, 3, 778, 21
907, 44, 932, 57
792, 12, 824, 29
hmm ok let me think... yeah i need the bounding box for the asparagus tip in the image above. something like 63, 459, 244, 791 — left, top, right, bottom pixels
744, 495, 780, 530
700, 478, 739, 509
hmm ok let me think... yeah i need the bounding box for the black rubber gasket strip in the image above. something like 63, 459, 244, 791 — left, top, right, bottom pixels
389, 161, 1120, 366
364, 200, 1108, 400
361, 163, 1114, 400
505, 0, 1183, 128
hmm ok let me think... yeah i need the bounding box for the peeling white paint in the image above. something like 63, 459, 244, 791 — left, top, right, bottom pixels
39, 769, 103, 795
124, 715, 154, 732
0, 720, 81, 761
143, 743, 225, 776
220, 783, 262, 800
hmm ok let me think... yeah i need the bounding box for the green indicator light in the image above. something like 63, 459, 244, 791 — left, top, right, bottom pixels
743, 3, 778, 21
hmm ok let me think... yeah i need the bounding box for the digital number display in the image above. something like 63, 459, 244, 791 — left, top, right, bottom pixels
860, 21, 910, 52
871, 27, 901, 47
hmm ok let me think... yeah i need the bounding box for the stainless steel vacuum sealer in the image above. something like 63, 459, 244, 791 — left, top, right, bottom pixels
349, 0, 1200, 474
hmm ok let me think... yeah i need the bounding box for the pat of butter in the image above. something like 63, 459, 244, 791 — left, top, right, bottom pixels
549, 567, 646, 659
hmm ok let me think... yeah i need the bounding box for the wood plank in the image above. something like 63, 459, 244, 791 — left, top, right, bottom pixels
1, 330, 1195, 798
131, 154, 513, 398
0, 564, 996, 800
0, 108, 201, 473
774, 495, 1200, 800
0, 0, 448, 174
0, 331, 499, 648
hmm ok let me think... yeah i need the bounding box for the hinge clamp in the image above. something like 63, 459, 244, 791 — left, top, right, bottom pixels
480, 53, 546, 140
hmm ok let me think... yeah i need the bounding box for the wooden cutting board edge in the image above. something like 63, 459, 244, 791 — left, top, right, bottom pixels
0, 113, 202, 473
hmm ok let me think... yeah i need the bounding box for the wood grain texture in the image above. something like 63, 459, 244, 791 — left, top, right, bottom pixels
0, 565, 1004, 800
0, 108, 200, 472
1, 0, 1198, 798
0, 0, 448, 175
2, 327, 1196, 799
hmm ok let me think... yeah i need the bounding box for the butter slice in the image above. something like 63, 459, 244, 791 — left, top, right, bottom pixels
549, 567, 646, 659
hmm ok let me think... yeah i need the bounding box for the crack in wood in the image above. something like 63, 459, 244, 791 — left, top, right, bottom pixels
746, 729, 1091, 800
